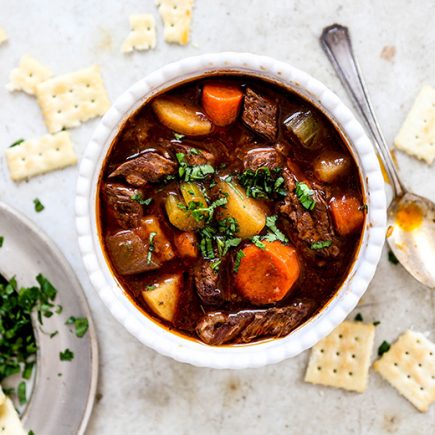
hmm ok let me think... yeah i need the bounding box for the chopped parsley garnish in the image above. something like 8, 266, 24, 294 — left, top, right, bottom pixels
264, 215, 288, 243
173, 132, 185, 140
210, 259, 222, 271
145, 285, 157, 291
130, 193, 152, 206
17, 381, 27, 405
378, 340, 391, 356
0, 274, 59, 397
373, 321, 381, 326
176, 153, 215, 182
388, 250, 399, 265
295, 182, 315, 210
33, 198, 45, 213
0, 236, 3, 248
311, 240, 332, 250
66, 316, 89, 338
146, 232, 157, 264
251, 235, 265, 249
354, 313, 364, 322
60, 348, 74, 361
198, 216, 241, 262
233, 250, 245, 273
238, 167, 287, 200
9, 138, 25, 148
189, 148, 201, 155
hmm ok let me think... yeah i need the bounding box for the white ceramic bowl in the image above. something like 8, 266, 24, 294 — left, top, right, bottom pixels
75, 52, 386, 369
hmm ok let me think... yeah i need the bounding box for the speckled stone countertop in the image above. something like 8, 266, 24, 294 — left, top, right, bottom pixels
1, 1, 434, 433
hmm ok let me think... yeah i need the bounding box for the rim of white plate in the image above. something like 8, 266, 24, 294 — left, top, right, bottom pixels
75, 52, 386, 369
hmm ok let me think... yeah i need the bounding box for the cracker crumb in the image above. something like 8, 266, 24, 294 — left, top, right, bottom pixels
6, 55, 53, 95
122, 14, 156, 53
380, 45, 396, 62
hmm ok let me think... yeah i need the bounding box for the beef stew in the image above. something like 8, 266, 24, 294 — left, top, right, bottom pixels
97, 75, 365, 345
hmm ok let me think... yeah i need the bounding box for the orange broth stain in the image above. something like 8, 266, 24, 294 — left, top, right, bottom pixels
395, 202, 423, 231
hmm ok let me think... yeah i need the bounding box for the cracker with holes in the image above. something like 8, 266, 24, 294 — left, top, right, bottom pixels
35, 65, 111, 133
394, 85, 435, 164
305, 321, 375, 393
0, 27, 7, 45
156, 0, 194, 45
6, 55, 53, 95
5, 131, 77, 181
122, 14, 156, 53
373, 330, 435, 412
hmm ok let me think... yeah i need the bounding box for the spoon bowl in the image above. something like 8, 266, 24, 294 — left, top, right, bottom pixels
388, 193, 435, 287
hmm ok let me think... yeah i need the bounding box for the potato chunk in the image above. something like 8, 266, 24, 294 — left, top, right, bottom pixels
217, 179, 266, 238
165, 183, 208, 231
136, 216, 175, 262
152, 96, 212, 136
142, 274, 182, 322
313, 151, 351, 183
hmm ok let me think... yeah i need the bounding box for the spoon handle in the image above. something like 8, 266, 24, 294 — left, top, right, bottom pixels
320, 24, 405, 198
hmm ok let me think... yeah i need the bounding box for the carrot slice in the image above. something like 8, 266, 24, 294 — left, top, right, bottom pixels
174, 231, 198, 258
235, 241, 300, 305
202, 83, 243, 127
329, 195, 364, 236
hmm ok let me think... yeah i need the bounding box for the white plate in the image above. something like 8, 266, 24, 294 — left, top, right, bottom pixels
0, 202, 98, 435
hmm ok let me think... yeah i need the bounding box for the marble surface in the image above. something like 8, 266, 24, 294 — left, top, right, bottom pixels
1, 0, 435, 433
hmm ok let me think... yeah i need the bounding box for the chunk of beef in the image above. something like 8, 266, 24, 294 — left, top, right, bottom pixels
106, 230, 159, 275
193, 259, 224, 306
109, 151, 177, 187
279, 164, 339, 258
243, 147, 284, 171
196, 299, 314, 345
242, 87, 278, 141
104, 183, 143, 229
121, 116, 152, 150
171, 143, 216, 166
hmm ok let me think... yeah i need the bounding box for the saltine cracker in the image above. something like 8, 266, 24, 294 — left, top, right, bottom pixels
374, 330, 435, 412
305, 321, 375, 393
35, 65, 110, 133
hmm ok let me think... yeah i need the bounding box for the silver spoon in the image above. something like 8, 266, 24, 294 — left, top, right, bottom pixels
321, 24, 435, 288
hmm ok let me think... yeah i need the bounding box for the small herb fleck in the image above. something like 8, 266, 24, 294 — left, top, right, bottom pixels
373, 321, 381, 326
354, 313, 364, 322
295, 182, 316, 210
60, 348, 74, 361
0, 236, 3, 248
131, 194, 152, 206
378, 340, 391, 356
251, 235, 265, 249
146, 232, 157, 265
173, 132, 184, 140
145, 284, 157, 291
17, 381, 27, 405
264, 215, 288, 243
66, 316, 89, 338
311, 240, 332, 250
33, 198, 45, 213
388, 250, 399, 265
233, 250, 245, 273
9, 138, 25, 148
